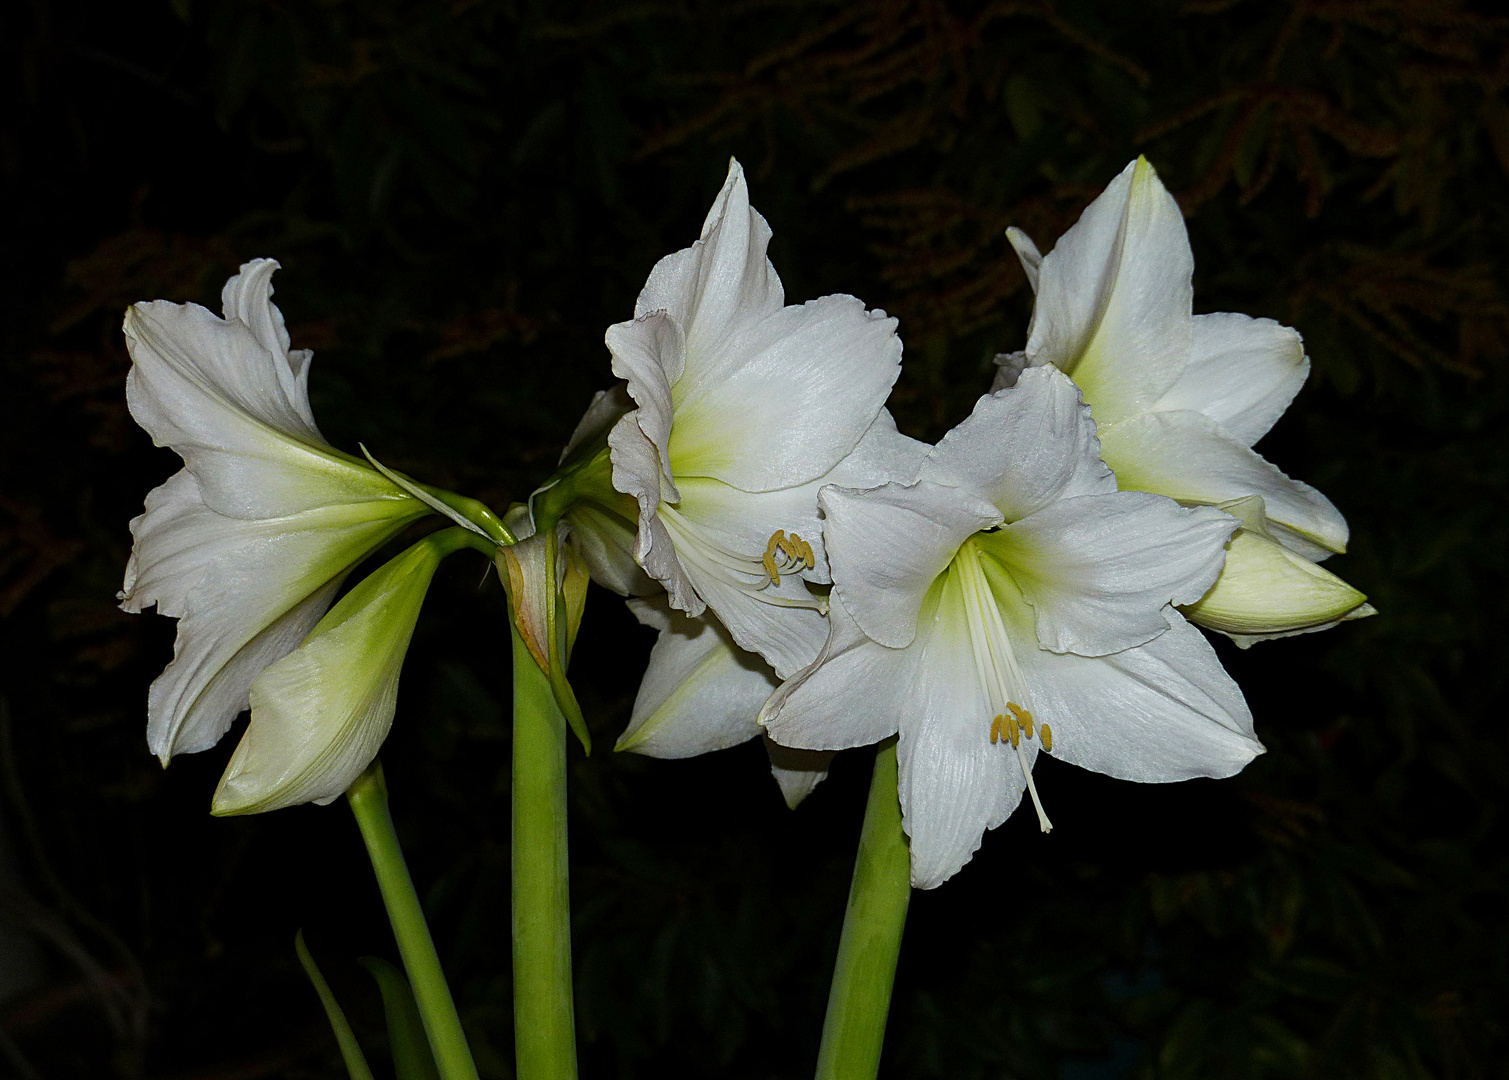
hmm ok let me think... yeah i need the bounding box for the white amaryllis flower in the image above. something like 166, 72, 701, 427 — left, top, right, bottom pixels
762, 367, 1263, 888
614, 597, 833, 808
996, 158, 1371, 643
120, 260, 433, 763
561, 158, 915, 680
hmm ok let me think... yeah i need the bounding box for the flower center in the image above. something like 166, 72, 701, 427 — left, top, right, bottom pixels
761, 529, 815, 586
954, 539, 1053, 833
657, 505, 825, 612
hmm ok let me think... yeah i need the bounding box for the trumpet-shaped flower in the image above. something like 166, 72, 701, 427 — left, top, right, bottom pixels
212, 528, 478, 814
568, 158, 917, 679
995, 158, 1370, 642
615, 596, 832, 808
762, 367, 1262, 888
120, 260, 430, 762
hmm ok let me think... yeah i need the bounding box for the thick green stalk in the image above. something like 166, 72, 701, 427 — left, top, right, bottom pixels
347, 764, 480, 1080
815, 738, 912, 1080
511, 621, 578, 1080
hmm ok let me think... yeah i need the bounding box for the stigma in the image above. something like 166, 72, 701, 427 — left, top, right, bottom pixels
762, 529, 815, 586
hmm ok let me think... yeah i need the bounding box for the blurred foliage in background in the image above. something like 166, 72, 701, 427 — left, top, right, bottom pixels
2, 0, 1507, 1076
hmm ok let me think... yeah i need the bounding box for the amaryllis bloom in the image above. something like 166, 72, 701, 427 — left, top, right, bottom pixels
615, 597, 832, 808
120, 260, 431, 763
762, 367, 1263, 888
996, 158, 1370, 644
546, 158, 915, 679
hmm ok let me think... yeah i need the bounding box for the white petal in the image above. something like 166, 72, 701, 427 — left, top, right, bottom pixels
1152, 312, 1308, 447
821, 481, 1001, 649
1097, 409, 1349, 555
1019, 612, 1262, 782
764, 737, 833, 809
213, 539, 443, 815
616, 597, 777, 757
123, 281, 398, 518
635, 158, 784, 367
1027, 158, 1193, 424
608, 414, 700, 613
978, 492, 1235, 657
604, 313, 683, 486
125, 483, 422, 761
759, 597, 907, 750
667, 295, 903, 491
897, 572, 1030, 889
1006, 227, 1043, 294
921, 367, 1115, 521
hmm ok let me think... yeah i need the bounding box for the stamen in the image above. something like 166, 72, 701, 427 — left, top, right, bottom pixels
1008, 702, 1034, 741
1016, 739, 1053, 833
1040, 723, 1053, 752
763, 530, 787, 586
990, 715, 1005, 744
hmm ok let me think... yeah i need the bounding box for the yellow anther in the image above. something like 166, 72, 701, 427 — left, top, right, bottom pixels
788, 533, 815, 570
1008, 702, 1035, 740
990, 715, 1005, 744
762, 530, 787, 586
1040, 723, 1053, 752
1010, 718, 1021, 748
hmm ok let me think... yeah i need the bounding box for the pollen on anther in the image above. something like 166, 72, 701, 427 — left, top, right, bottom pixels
1007, 702, 1035, 740
1041, 723, 1054, 752
762, 530, 787, 586
990, 715, 1006, 744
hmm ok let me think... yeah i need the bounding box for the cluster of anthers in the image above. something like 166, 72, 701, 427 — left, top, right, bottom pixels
989, 703, 1052, 752
761, 529, 815, 587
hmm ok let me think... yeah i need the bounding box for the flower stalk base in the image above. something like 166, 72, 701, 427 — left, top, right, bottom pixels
347, 762, 480, 1080
511, 622, 579, 1080
815, 737, 911, 1080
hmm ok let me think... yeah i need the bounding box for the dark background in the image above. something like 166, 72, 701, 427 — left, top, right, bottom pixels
2, 1, 1505, 1077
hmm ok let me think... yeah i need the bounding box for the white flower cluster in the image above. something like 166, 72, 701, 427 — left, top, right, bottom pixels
120, 158, 1368, 885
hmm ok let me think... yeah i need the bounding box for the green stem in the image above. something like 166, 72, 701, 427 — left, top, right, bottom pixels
815, 737, 912, 1080
347, 763, 480, 1080
511, 620, 579, 1080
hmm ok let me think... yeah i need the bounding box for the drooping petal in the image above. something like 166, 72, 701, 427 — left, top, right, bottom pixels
616, 597, 778, 757
976, 491, 1235, 657
897, 571, 1030, 889
1151, 312, 1308, 447
121, 470, 424, 760
1097, 409, 1349, 556
213, 537, 445, 815
920, 367, 1115, 521
634, 158, 784, 362
764, 737, 833, 809
668, 294, 903, 492
1026, 158, 1193, 425
821, 481, 1001, 649
1018, 612, 1262, 783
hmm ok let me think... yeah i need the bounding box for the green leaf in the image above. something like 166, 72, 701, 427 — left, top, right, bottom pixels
294, 930, 376, 1080
360, 956, 443, 1080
